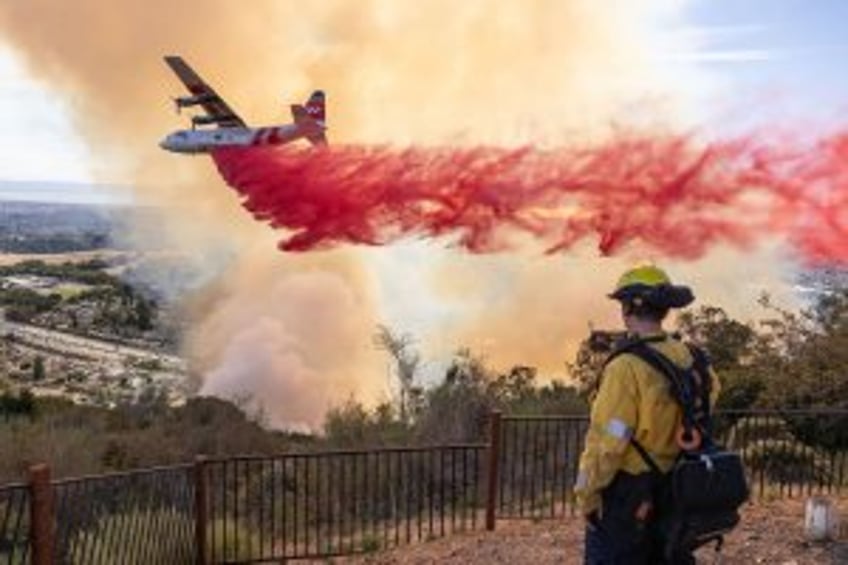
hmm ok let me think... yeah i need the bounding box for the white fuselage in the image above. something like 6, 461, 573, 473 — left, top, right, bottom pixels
159, 124, 304, 154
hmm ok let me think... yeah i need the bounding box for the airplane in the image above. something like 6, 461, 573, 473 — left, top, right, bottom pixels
159, 55, 327, 154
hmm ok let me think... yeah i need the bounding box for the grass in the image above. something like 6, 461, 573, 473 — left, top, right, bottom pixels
360, 534, 382, 553
49, 283, 93, 300
65, 508, 194, 564
207, 518, 262, 562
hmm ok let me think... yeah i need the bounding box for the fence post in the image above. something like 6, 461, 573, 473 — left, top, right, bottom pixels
194, 455, 209, 565
28, 463, 54, 565
485, 410, 502, 531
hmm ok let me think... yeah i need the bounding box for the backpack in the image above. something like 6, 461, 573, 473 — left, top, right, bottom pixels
608, 337, 750, 558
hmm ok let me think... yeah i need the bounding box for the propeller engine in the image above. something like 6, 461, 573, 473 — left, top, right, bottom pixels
173, 93, 216, 114
191, 114, 222, 128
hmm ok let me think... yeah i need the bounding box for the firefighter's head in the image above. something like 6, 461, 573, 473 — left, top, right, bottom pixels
609, 264, 694, 326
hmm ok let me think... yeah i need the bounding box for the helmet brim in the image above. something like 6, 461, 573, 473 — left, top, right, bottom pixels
609, 283, 695, 309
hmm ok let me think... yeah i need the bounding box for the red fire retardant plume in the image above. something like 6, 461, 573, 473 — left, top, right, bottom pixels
211, 132, 847, 264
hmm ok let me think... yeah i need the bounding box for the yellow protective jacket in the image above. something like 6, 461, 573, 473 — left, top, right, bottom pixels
574, 334, 720, 516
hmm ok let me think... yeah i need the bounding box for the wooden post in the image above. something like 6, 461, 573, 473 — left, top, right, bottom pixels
28, 463, 54, 565
485, 411, 502, 531
194, 456, 209, 565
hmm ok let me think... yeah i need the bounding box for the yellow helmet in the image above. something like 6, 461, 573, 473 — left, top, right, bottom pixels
612, 265, 670, 293
609, 264, 694, 308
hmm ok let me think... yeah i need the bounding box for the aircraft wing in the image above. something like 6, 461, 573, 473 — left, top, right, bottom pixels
164, 55, 246, 128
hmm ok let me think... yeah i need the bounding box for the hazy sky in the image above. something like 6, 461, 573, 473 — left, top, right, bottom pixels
0, 0, 846, 201
682, 0, 848, 122
0, 45, 91, 183
0, 43, 107, 202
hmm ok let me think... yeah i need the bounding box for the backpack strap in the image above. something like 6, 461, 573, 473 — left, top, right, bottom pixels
686, 344, 714, 439
628, 434, 664, 476
624, 342, 701, 436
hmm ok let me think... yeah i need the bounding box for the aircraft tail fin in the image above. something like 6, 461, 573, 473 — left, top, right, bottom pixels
305, 90, 325, 123
291, 90, 327, 146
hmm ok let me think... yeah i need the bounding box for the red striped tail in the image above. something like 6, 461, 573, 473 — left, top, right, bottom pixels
305, 90, 325, 124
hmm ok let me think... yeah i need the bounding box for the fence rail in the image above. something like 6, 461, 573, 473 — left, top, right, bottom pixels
1, 409, 847, 563
52, 465, 195, 564
718, 410, 848, 498
495, 410, 848, 520
497, 415, 588, 519
0, 482, 29, 564
203, 444, 486, 562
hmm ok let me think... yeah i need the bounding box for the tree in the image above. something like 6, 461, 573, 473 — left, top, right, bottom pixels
0, 388, 36, 419
675, 305, 765, 411
373, 325, 421, 423
416, 348, 493, 442
134, 298, 154, 331
0, 391, 12, 420
676, 306, 757, 371
758, 287, 848, 412
32, 356, 45, 381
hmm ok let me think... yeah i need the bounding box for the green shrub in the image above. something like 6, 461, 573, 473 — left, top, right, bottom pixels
32, 356, 45, 381
739, 439, 832, 485
207, 518, 262, 562
359, 534, 381, 553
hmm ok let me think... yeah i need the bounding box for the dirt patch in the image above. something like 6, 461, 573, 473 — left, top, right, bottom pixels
336, 498, 847, 564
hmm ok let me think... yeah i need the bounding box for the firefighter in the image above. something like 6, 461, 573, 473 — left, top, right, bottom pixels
575, 265, 720, 564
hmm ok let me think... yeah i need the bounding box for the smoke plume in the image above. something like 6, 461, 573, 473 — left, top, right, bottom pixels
183, 245, 384, 429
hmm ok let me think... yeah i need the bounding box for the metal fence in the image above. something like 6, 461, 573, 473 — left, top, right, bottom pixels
1, 409, 847, 563
718, 409, 848, 498
0, 482, 29, 564
496, 415, 588, 519
495, 409, 848, 520
202, 444, 486, 563
52, 465, 195, 564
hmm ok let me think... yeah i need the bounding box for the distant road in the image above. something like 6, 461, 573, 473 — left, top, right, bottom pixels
0, 249, 186, 267
0, 249, 126, 266
1, 315, 187, 372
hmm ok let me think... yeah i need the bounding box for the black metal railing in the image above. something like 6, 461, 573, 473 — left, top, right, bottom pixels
497, 415, 588, 519
52, 465, 195, 564
496, 410, 848, 520
717, 409, 848, 499
0, 482, 30, 564
203, 444, 486, 563
2, 409, 847, 562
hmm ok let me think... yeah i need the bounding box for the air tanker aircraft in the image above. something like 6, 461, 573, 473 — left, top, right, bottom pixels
159, 55, 326, 154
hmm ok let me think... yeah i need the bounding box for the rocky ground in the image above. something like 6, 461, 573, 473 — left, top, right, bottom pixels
339, 498, 848, 564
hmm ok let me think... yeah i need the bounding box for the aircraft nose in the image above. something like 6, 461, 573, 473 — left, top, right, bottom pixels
159, 137, 173, 151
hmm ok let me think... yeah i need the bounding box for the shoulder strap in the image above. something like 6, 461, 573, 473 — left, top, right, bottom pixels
629, 435, 664, 476
603, 333, 665, 366
625, 342, 699, 428
686, 344, 715, 438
